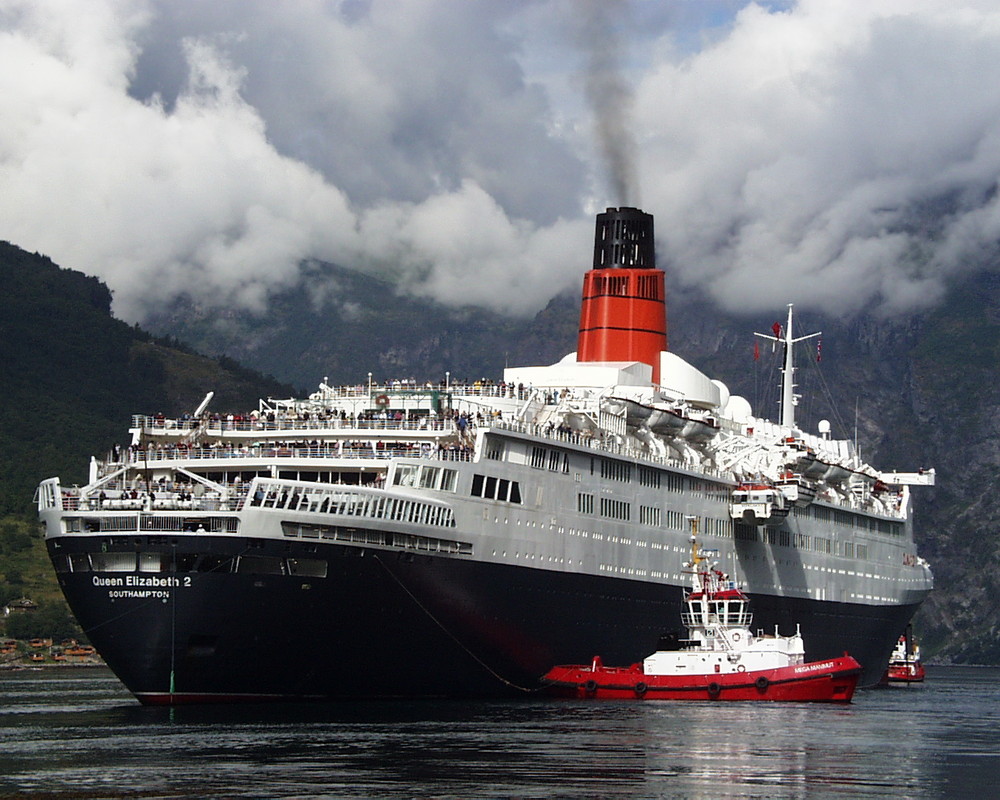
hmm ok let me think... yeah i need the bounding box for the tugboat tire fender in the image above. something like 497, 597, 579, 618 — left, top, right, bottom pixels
634, 682, 648, 696
584, 680, 598, 694
755, 676, 770, 691
707, 682, 721, 698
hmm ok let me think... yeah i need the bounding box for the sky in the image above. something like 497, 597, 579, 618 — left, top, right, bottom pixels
3, 0, 1000, 322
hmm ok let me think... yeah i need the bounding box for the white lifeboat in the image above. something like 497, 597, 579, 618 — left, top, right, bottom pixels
729, 481, 791, 526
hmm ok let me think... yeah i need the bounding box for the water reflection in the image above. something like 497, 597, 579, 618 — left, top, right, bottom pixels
1, 667, 997, 798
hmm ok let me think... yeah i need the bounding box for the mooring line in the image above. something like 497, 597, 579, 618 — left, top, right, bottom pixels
373, 554, 541, 693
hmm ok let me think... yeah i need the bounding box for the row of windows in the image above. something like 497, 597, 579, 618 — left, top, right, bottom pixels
598, 458, 631, 483
600, 497, 630, 521
530, 446, 570, 473
755, 527, 868, 559
282, 523, 472, 555
250, 480, 456, 528
471, 474, 523, 504
52, 551, 328, 577
638, 466, 661, 488
393, 464, 459, 492
639, 505, 661, 526
66, 516, 238, 534
804, 504, 903, 536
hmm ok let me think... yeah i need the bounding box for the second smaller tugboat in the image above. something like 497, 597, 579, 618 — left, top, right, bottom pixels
542, 523, 861, 702
886, 627, 926, 683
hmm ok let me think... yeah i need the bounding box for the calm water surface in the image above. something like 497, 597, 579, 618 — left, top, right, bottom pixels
0, 666, 996, 799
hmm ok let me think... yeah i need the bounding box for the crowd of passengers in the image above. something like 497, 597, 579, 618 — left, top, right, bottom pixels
139, 379, 585, 433
144, 406, 509, 432
109, 439, 475, 466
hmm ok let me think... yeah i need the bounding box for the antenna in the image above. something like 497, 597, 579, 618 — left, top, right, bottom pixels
754, 304, 820, 430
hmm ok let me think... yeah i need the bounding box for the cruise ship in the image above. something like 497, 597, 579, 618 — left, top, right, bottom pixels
36, 207, 933, 704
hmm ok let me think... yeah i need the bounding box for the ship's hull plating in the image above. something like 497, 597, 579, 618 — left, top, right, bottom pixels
50, 534, 918, 703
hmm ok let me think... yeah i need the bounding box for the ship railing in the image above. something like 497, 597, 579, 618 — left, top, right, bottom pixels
118, 443, 465, 464
132, 414, 464, 434
492, 419, 730, 481
58, 490, 245, 513
90, 443, 473, 483
299, 381, 528, 401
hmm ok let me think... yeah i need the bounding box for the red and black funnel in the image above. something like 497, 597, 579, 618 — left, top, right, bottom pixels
576, 207, 667, 383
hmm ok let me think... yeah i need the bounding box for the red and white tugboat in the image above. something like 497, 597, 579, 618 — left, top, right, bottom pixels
886, 627, 926, 683
542, 526, 861, 702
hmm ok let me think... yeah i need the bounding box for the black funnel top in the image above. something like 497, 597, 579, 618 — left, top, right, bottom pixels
593, 207, 655, 270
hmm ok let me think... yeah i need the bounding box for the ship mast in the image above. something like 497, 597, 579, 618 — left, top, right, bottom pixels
755, 304, 820, 431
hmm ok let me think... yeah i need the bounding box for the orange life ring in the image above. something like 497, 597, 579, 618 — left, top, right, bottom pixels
375, 394, 390, 407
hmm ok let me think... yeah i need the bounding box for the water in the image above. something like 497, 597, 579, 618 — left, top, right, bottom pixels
0, 666, 997, 799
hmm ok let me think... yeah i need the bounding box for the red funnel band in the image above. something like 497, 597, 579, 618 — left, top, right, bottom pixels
577, 267, 668, 383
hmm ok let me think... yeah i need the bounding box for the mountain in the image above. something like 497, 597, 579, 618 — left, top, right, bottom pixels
0, 242, 296, 516
2, 240, 997, 664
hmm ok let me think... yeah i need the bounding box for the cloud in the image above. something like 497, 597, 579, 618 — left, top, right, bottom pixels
0, 0, 589, 321
4, 0, 1000, 324
637, 0, 1000, 315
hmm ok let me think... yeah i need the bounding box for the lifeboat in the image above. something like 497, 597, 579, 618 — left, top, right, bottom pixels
729, 482, 791, 526
542, 529, 861, 702
775, 472, 817, 508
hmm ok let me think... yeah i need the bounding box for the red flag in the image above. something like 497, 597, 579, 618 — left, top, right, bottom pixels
753, 339, 760, 361
772, 321, 782, 338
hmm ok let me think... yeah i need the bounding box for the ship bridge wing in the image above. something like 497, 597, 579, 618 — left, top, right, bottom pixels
879, 468, 935, 486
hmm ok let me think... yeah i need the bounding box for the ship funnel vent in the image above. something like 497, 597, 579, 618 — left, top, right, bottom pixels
593, 207, 655, 270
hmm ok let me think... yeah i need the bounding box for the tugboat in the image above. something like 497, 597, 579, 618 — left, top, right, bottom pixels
542, 523, 861, 702
887, 627, 926, 683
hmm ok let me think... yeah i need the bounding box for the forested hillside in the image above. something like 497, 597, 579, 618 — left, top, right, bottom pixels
0, 242, 296, 633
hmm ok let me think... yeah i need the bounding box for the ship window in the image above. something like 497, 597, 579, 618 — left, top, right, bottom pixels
485, 441, 504, 461
530, 447, 546, 469
471, 474, 485, 496
51, 555, 72, 573
440, 469, 458, 492
419, 467, 440, 489
196, 555, 235, 573
237, 555, 286, 575
139, 552, 169, 572
638, 467, 661, 489
286, 558, 327, 578
509, 482, 522, 504
578, 493, 594, 514
394, 465, 419, 487
173, 554, 197, 572
90, 552, 136, 572
485, 476, 497, 498
639, 505, 661, 526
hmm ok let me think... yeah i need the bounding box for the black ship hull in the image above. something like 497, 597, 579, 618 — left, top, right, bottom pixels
50, 534, 918, 704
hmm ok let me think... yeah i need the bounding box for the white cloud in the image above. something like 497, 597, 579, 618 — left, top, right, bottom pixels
638, 0, 1000, 315
3, 0, 1000, 323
